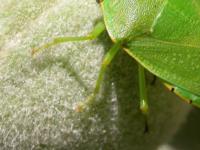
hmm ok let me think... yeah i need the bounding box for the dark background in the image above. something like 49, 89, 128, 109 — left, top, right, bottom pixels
170, 107, 200, 150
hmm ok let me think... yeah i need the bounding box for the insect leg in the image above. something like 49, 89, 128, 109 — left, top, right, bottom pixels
32, 21, 106, 55
138, 64, 149, 115
138, 64, 149, 133
92, 42, 122, 96
150, 75, 157, 85
76, 42, 122, 112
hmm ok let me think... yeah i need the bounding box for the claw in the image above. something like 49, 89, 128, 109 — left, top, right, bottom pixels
75, 102, 85, 113
31, 48, 37, 56
74, 94, 96, 113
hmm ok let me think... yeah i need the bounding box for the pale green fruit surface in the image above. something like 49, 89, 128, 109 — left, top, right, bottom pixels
0, 0, 190, 149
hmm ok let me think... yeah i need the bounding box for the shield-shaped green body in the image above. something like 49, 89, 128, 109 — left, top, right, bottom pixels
101, 0, 200, 105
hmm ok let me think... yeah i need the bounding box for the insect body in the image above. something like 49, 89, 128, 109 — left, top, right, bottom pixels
32, 0, 200, 118
102, 0, 200, 108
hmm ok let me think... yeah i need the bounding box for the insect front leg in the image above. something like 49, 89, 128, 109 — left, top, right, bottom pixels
138, 64, 149, 133
32, 21, 106, 55
76, 42, 123, 112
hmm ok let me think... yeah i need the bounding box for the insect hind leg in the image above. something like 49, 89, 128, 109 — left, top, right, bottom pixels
150, 75, 157, 85
138, 64, 150, 133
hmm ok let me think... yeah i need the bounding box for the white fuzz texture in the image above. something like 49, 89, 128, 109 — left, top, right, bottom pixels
0, 0, 190, 149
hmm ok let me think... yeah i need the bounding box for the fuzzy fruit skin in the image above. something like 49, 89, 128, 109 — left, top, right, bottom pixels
0, 0, 190, 149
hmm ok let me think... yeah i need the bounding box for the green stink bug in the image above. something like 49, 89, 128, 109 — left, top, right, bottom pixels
32, 0, 200, 119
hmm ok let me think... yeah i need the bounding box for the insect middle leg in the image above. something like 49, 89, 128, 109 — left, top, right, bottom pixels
32, 21, 106, 55
76, 42, 123, 111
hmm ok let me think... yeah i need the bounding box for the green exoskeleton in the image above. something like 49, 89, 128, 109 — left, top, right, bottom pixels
32, 0, 200, 131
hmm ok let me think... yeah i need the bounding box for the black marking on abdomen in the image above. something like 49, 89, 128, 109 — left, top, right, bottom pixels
189, 100, 193, 104
171, 87, 175, 92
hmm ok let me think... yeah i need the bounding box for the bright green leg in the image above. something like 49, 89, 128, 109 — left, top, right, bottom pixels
138, 64, 149, 133
76, 42, 122, 112
32, 21, 106, 55
138, 64, 149, 115
93, 42, 123, 96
